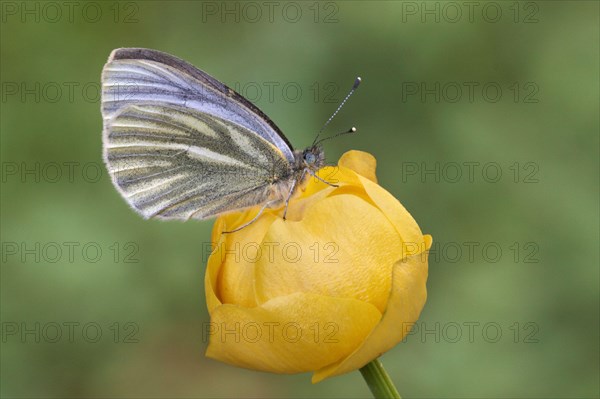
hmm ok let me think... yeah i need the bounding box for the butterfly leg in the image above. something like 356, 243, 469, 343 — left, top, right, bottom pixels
308, 169, 339, 188
282, 168, 309, 220
282, 178, 298, 221
222, 199, 279, 234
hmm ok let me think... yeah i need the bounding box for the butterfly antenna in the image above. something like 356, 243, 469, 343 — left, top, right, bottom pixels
314, 127, 357, 146
313, 76, 362, 146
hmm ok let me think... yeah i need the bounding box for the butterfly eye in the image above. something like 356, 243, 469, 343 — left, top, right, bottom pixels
304, 153, 316, 164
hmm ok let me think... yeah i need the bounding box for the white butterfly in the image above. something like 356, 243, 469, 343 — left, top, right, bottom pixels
101, 48, 358, 231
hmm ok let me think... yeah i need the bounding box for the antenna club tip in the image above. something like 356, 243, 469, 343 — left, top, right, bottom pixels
351, 127, 357, 132
353, 77, 362, 89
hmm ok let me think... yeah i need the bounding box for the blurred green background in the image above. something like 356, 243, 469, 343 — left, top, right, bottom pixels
1, 1, 598, 398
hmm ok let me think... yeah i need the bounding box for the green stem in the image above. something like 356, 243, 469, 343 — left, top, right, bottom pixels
359, 358, 402, 399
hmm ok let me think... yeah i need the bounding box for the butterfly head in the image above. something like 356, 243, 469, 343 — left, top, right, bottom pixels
301, 146, 325, 171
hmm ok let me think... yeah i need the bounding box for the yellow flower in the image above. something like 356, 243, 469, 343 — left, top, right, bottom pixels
204, 150, 432, 383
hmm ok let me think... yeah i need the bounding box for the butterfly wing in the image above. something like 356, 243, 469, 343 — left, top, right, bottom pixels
101, 48, 295, 163
103, 103, 292, 220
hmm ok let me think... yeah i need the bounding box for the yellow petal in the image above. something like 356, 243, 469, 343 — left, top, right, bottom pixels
283, 183, 334, 221
206, 292, 382, 374
297, 166, 350, 199
213, 212, 278, 307
312, 235, 432, 383
338, 150, 378, 182
354, 174, 426, 256
286, 165, 363, 221
254, 194, 401, 313
205, 228, 225, 313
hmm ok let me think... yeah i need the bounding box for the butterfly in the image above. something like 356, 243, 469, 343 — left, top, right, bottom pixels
101, 48, 359, 232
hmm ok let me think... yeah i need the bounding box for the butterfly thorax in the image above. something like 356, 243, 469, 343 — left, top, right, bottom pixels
266, 146, 325, 203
